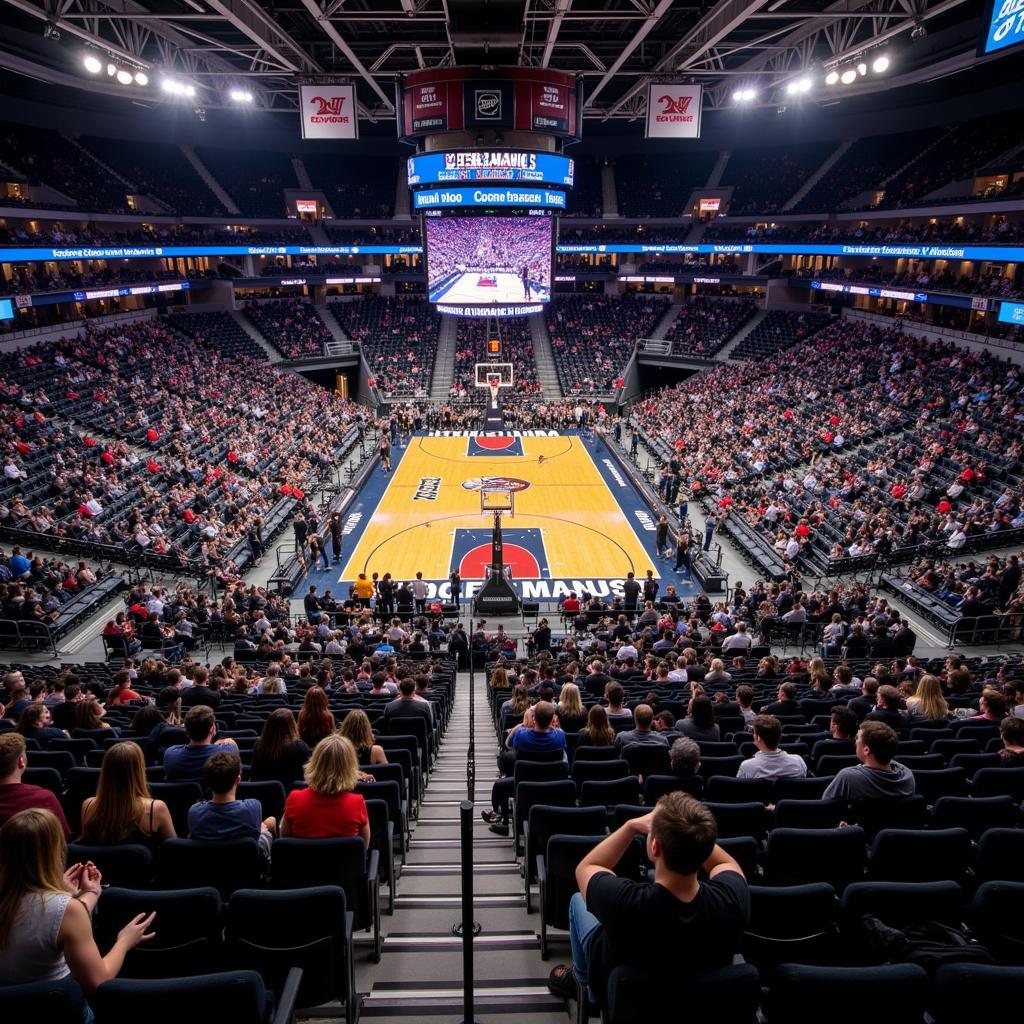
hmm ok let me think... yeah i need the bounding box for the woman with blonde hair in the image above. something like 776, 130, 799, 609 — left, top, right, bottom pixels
489, 666, 511, 691
280, 733, 370, 846
578, 704, 615, 747
338, 709, 387, 765
905, 674, 950, 721
0, 808, 156, 995
80, 742, 175, 849
557, 682, 584, 718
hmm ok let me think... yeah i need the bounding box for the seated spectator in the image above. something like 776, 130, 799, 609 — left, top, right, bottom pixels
161, 705, 238, 784
75, 696, 116, 734
998, 716, 1024, 766
904, 674, 949, 721
613, 704, 669, 749
180, 666, 222, 710
736, 685, 756, 726
761, 682, 799, 716
0, 808, 155, 994
0, 733, 71, 837
970, 689, 1008, 723
482, 701, 567, 835
250, 708, 312, 789
280, 733, 370, 847
16, 703, 67, 749
737, 715, 807, 780
604, 682, 633, 723
865, 684, 910, 731
338, 709, 387, 766
547, 793, 749, 1007
107, 669, 141, 707
678, 695, 720, 742
383, 676, 435, 728
822, 722, 916, 803
80, 742, 175, 849
188, 750, 275, 863
669, 736, 701, 778
297, 686, 335, 748
578, 704, 615, 747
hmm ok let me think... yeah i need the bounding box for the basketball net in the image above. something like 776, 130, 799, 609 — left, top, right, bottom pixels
487, 374, 501, 409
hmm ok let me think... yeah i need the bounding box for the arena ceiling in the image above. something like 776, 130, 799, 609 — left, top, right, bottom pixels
0, 0, 1011, 121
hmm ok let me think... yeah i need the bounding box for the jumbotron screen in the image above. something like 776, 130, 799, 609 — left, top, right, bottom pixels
424, 211, 553, 307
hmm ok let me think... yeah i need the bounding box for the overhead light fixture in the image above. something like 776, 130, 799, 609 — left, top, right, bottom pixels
785, 77, 811, 96
825, 70, 840, 85
134, 71, 148, 86
116, 69, 133, 85
872, 55, 890, 73
83, 54, 103, 74
856, 62, 868, 76
910, 21, 927, 40
107, 63, 117, 76
162, 78, 196, 98
841, 69, 857, 85
229, 89, 253, 103
42, 21, 60, 41
732, 88, 756, 103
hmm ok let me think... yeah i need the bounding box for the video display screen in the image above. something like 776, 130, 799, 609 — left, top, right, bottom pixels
424, 213, 553, 306
981, 0, 1024, 55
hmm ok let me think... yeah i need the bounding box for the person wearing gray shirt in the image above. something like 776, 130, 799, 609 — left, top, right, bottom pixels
822, 721, 916, 802
737, 715, 807, 780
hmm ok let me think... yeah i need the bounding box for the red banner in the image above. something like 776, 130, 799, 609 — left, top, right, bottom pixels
408, 80, 450, 134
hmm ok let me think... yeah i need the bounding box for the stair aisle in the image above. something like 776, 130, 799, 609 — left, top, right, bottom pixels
353, 665, 565, 1023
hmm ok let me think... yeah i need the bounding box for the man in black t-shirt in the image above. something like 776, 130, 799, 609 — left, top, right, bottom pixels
548, 791, 749, 1008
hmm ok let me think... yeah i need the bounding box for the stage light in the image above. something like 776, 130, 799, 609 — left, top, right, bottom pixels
185, 84, 196, 98
134, 71, 148, 86
825, 70, 839, 85
116, 69, 133, 85
785, 77, 811, 96
872, 55, 890, 73
229, 89, 253, 103
107, 63, 116, 76
841, 69, 857, 85
857, 62, 867, 76
732, 88, 756, 103
83, 54, 102, 74
42, 21, 60, 41
162, 78, 195, 98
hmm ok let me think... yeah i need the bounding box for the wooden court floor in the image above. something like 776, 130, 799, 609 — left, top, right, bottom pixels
339, 433, 660, 585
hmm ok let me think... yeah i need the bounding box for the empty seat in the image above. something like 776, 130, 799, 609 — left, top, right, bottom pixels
971, 767, 1024, 801
579, 777, 641, 810
642, 774, 703, 803
743, 883, 837, 971
911, 768, 968, 803
90, 968, 300, 1024
932, 963, 1024, 1023
225, 887, 357, 1023
156, 838, 261, 900
605, 963, 760, 1024
868, 828, 972, 884
975, 828, 1024, 883
841, 880, 965, 955
705, 802, 767, 841
932, 796, 1019, 840
772, 799, 844, 830
764, 827, 866, 891
523, 805, 607, 909
968, 881, 1024, 964
93, 886, 222, 978
764, 963, 929, 1024
537, 834, 604, 959
0, 978, 88, 1023
67, 843, 153, 889
705, 776, 772, 804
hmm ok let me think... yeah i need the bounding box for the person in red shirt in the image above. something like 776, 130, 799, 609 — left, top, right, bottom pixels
0, 733, 71, 837
280, 733, 370, 848
107, 669, 142, 707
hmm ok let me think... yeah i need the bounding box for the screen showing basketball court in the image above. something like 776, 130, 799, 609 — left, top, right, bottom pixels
424, 214, 553, 305
319, 431, 697, 604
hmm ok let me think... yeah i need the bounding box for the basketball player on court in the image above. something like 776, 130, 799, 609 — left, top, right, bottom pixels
521, 264, 531, 299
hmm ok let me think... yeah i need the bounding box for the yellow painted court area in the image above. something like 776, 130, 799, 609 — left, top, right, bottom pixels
338, 434, 659, 582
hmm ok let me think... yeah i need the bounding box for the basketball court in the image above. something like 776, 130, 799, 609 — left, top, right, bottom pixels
428, 270, 550, 304
294, 429, 701, 604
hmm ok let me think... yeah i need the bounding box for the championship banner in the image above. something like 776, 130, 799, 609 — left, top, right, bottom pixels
526, 80, 571, 133
645, 83, 702, 139
408, 80, 450, 134
299, 84, 357, 140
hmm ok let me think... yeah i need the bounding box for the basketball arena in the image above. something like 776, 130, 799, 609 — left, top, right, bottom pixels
0, 2, 1023, 1023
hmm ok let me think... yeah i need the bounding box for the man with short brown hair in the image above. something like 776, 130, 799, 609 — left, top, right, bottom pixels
548, 792, 748, 1009
737, 715, 807, 780
822, 721, 915, 803
0, 732, 71, 836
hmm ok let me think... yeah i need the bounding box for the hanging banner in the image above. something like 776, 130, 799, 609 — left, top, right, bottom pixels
645, 83, 702, 139
299, 84, 358, 140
